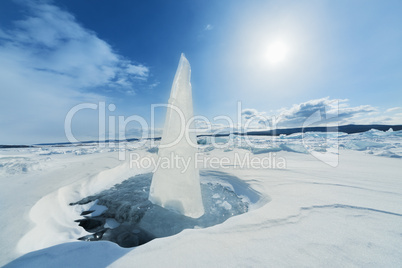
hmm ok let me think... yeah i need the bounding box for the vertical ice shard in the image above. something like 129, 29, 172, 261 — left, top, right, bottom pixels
149, 54, 205, 218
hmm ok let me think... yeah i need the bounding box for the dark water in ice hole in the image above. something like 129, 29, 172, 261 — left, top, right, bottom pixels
70, 171, 252, 248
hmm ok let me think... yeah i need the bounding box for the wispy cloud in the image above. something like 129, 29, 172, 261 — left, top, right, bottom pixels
0, 1, 149, 144
148, 82, 160, 89
386, 107, 402, 113
1, 2, 148, 89
204, 24, 214, 31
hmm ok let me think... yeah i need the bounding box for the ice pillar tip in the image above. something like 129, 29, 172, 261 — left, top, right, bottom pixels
149, 54, 205, 218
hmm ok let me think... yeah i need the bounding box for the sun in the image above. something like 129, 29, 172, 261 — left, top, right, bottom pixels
265, 40, 289, 65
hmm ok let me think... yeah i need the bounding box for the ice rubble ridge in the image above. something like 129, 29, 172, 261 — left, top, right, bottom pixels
2, 129, 401, 176
70, 172, 250, 248
196, 129, 402, 158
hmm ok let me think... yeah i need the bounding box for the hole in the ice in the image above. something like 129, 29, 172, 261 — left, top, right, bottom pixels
70, 171, 264, 248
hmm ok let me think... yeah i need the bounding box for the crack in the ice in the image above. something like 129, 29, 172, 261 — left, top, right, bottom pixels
232, 203, 402, 233
273, 180, 402, 197
300, 204, 402, 217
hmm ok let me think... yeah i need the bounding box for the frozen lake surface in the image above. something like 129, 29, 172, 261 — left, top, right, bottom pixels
1, 131, 402, 267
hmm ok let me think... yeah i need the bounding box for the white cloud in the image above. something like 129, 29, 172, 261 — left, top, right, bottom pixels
148, 82, 160, 89
1, 3, 149, 89
241, 108, 260, 120
241, 97, 381, 130
126, 64, 149, 77
0, 2, 149, 144
125, 90, 136, 96
204, 24, 214, 31
386, 107, 402, 113
277, 98, 376, 127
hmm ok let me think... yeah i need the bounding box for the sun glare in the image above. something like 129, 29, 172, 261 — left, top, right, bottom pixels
265, 41, 288, 65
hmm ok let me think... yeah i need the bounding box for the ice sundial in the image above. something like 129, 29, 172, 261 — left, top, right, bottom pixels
70, 54, 261, 248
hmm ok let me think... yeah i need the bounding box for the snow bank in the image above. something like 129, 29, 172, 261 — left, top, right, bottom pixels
5, 242, 129, 268
15, 151, 153, 255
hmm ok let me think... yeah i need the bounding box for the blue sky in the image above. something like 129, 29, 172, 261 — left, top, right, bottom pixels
0, 0, 401, 144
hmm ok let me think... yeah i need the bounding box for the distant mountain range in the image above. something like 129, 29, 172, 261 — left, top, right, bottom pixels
1, 124, 401, 148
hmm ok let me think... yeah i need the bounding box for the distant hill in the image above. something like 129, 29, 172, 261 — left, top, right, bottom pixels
1, 124, 401, 148
236, 124, 402, 136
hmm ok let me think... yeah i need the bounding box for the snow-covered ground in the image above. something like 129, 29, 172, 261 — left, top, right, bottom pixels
1, 130, 402, 267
